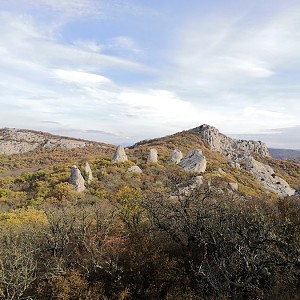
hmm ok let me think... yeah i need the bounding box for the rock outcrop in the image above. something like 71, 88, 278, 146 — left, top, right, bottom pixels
190, 124, 296, 197
147, 148, 158, 163
112, 145, 128, 162
0, 128, 96, 155
191, 124, 270, 157
245, 157, 295, 198
83, 162, 93, 184
127, 166, 143, 174
69, 165, 86, 192
178, 149, 207, 173
168, 149, 183, 164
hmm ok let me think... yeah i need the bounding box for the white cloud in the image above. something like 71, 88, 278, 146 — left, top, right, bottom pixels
53, 69, 111, 85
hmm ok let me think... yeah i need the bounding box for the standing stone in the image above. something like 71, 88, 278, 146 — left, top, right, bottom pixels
178, 149, 207, 173
147, 148, 158, 163
83, 161, 93, 184
127, 166, 143, 174
168, 149, 183, 164
112, 145, 128, 162
69, 165, 86, 192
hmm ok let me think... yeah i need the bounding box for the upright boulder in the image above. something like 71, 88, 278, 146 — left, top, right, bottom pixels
178, 149, 207, 173
112, 145, 128, 162
147, 148, 158, 163
69, 165, 86, 192
168, 149, 183, 164
83, 161, 93, 184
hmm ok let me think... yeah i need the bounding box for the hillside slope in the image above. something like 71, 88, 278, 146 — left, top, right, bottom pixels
0, 128, 111, 155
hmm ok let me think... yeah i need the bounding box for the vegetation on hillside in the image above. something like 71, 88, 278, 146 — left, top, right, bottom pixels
0, 132, 299, 299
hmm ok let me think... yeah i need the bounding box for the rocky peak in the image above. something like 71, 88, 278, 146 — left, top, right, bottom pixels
191, 124, 270, 157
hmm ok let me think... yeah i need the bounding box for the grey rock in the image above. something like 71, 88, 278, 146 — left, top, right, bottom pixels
168, 149, 183, 164
69, 165, 86, 192
228, 182, 238, 191
191, 124, 270, 157
0, 128, 92, 155
83, 162, 93, 184
147, 148, 158, 163
245, 157, 295, 198
127, 166, 143, 174
112, 145, 128, 162
178, 149, 207, 173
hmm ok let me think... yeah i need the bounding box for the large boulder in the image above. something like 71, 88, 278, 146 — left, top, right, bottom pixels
112, 145, 128, 162
127, 166, 143, 174
147, 148, 158, 163
245, 157, 295, 198
83, 161, 93, 184
178, 149, 207, 173
168, 149, 183, 164
69, 165, 86, 192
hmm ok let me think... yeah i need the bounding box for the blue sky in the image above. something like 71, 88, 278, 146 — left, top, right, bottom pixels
0, 0, 299, 148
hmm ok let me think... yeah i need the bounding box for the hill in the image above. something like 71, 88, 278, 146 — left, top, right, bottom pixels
269, 148, 300, 161
0, 127, 111, 155
0, 124, 299, 299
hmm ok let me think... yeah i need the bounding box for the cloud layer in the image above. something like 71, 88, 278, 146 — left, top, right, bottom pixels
0, 1, 299, 148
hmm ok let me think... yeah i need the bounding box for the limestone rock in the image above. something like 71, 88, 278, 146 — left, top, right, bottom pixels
112, 145, 128, 162
69, 165, 86, 192
191, 124, 270, 157
147, 148, 158, 163
228, 182, 238, 191
83, 162, 93, 184
168, 149, 183, 164
178, 149, 207, 173
127, 166, 143, 174
0, 128, 93, 155
245, 157, 295, 198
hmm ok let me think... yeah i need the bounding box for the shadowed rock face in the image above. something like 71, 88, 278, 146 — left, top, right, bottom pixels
69, 165, 85, 192
178, 149, 207, 173
147, 148, 158, 163
168, 149, 183, 164
127, 166, 143, 174
191, 124, 270, 157
83, 162, 93, 184
112, 145, 128, 162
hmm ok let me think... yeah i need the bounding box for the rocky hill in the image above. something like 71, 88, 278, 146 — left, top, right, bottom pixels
0, 128, 110, 155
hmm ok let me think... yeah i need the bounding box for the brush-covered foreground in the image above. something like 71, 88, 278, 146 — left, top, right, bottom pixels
0, 132, 299, 299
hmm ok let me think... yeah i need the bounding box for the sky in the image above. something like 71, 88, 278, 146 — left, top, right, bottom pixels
0, 0, 299, 149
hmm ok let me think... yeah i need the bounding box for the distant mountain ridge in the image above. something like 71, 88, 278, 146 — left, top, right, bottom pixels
0, 127, 111, 155
268, 148, 300, 161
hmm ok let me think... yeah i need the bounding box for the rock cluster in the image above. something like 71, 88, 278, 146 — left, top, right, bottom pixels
147, 148, 158, 163
112, 145, 128, 162
178, 149, 207, 173
191, 124, 270, 157
168, 149, 183, 164
69, 165, 86, 192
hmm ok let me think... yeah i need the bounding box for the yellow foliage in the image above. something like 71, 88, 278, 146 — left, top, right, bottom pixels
0, 207, 47, 228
